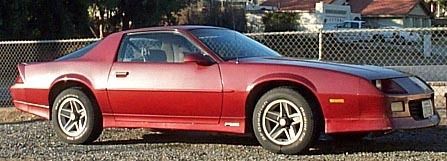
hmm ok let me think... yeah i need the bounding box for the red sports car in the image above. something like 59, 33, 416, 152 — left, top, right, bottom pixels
10, 26, 440, 154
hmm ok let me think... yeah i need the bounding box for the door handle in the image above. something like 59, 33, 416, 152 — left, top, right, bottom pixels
115, 71, 129, 77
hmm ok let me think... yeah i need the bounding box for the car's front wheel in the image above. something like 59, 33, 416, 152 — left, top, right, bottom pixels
252, 87, 318, 154
51, 88, 102, 144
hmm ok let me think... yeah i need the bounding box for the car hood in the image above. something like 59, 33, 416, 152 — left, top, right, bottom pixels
238, 57, 408, 80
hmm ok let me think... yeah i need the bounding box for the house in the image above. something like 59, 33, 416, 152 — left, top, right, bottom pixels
248, 0, 432, 32
350, 0, 432, 28
246, 0, 361, 32
246, 0, 360, 31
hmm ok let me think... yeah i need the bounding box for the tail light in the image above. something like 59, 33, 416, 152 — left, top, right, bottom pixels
16, 63, 26, 84
15, 75, 23, 83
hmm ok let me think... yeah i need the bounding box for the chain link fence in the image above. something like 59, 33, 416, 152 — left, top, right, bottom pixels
247, 27, 447, 81
0, 39, 99, 106
1, 28, 447, 107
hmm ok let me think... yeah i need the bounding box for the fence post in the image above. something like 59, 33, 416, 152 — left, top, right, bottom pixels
423, 33, 432, 57
318, 30, 323, 61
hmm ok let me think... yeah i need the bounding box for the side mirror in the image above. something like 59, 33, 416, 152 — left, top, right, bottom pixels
183, 53, 214, 66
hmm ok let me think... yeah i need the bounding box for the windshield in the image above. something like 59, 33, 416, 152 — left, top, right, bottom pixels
190, 29, 281, 61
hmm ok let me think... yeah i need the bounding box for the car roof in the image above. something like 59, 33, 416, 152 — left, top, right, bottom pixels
121, 25, 227, 34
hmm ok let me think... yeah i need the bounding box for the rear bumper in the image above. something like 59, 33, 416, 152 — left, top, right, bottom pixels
13, 100, 50, 119
10, 84, 50, 119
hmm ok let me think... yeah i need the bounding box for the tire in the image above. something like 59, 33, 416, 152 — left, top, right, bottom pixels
252, 87, 318, 154
51, 88, 102, 144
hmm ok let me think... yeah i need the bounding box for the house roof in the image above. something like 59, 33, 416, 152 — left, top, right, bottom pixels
260, 0, 334, 12
261, 0, 430, 16
349, 0, 428, 16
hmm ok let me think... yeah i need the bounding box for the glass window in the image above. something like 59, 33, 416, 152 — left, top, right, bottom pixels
351, 22, 359, 28
190, 29, 281, 61
117, 33, 200, 63
342, 22, 351, 28
56, 42, 98, 61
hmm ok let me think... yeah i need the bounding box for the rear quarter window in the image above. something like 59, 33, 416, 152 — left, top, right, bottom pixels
56, 42, 98, 61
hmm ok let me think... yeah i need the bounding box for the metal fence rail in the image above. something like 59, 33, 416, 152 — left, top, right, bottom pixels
1, 28, 447, 107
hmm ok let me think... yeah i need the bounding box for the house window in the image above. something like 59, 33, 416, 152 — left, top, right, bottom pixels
325, 9, 347, 15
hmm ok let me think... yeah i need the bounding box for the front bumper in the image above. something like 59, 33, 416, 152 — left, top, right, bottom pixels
391, 114, 440, 129
387, 93, 440, 130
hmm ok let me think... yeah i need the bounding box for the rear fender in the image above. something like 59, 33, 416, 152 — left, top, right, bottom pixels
50, 74, 94, 91
49, 74, 113, 115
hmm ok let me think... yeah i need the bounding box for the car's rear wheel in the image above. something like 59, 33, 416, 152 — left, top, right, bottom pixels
252, 87, 318, 154
51, 88, 102, 144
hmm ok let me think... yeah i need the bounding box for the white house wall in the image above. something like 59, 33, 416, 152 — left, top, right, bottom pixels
318, 2, 360, 30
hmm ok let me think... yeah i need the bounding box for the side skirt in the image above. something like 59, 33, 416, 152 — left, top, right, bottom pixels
106, 114, 246, 134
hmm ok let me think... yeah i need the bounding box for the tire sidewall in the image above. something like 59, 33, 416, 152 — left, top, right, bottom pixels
253, 88, 315, 154
51, 88, 96, 144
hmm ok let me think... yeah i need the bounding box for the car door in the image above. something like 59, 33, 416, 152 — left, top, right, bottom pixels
107, 32, 223, 124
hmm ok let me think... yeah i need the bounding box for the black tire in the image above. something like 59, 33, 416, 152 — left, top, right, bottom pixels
252, 87, 319, 154
51, 88, 102, 144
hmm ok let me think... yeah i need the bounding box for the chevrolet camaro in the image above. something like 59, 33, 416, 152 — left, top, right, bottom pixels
10, 26, 440, 154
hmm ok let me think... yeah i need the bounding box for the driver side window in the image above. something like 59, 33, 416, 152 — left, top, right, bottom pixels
117, 32, 201, 63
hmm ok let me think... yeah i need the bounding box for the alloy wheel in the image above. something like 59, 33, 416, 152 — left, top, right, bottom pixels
261, 99, 305, 146
57, 97, 88, 137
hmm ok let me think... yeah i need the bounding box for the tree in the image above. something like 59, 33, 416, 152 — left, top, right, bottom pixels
0, 0, 33, 40
182, 0, 247, 32
0, 0, 190, 40
28, 0, 92, 39
262, 12, 300, 32
89, 0, 189, 38
0, 0, 92, 40
425, 0, 447, 17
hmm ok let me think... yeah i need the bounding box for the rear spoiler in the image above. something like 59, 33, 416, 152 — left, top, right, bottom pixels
17, 63, 27, 82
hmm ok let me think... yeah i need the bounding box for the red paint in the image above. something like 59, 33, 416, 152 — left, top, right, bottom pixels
9, 26, 437, 135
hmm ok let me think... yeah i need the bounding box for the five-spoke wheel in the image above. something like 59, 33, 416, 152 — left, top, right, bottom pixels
52, 88, 102, 144
253, 87, 319, 154
262, 99, 305, 146
57, 97, 88, 137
